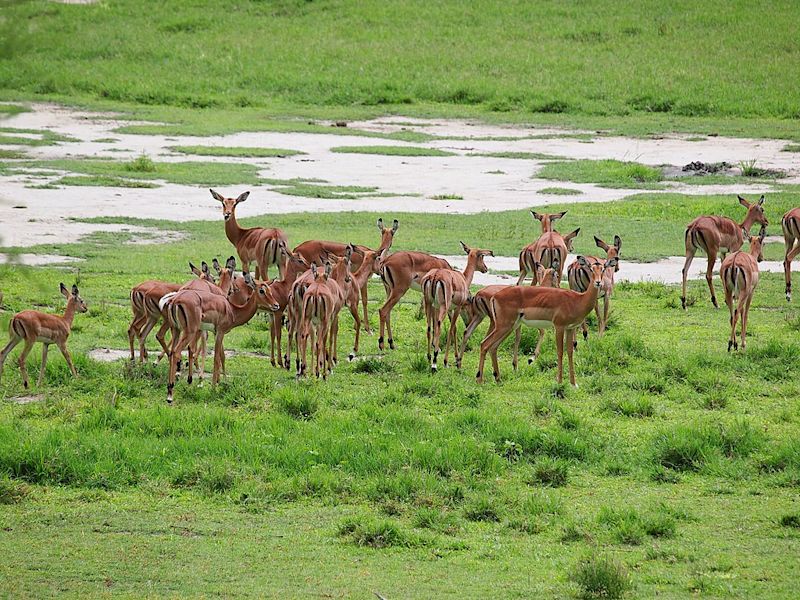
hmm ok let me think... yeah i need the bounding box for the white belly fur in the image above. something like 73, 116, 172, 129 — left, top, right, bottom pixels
521, 319, 553, 329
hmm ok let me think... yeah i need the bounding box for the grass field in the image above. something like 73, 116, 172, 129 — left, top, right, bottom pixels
2, 200, 800, 597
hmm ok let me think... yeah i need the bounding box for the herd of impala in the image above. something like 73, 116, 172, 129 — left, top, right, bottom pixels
2, 190, 800, 400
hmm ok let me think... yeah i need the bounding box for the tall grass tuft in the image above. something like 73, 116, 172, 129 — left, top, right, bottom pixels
571, 555, 631, 599
125, 153, 157, 172
273, 386, 320, 420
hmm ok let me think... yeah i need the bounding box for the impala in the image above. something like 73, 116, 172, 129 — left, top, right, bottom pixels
421, 242, 493, 371
681, 194, 768, 309
517, 217, 580, 285
166, 272, 280, 403
293, 218, 398, 333
1, 283, 87, 388
720, 226, 765, 352
477, 256, 618, 387
342, 248, 384, 361
378, 251, 452, 351
298, 263, 338, 379
210, 189, 288, 281
264, 242, 311, 367
567, 235, 622, 338
781, 207, 800, 301
458, 259, 559, 370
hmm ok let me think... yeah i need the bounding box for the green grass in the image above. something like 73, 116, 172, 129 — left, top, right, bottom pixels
2, 0, 799, 127
782, 144, 800, 153
470, 151, 568, 160
0, 148, 26, 159
168, 145, 306, 158
55, 175, 160, 189
1, 209, 800, 595
330, 145, 455, 157
0, 127, 77, 146
538, 186, 583, 195
537, 159, 665, 189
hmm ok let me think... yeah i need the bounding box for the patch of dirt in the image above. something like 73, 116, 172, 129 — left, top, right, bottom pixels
6, 394, 45, 405
0, 253, 83, 266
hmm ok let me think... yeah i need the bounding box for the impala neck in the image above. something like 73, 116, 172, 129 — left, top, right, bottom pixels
230, 291, 259, 328
225, 208, 244, 244
740, 213, 758, 236
576, 282, 601, 316
63, 299, 77, 329
352, 257, 374, 288
462, 256, 479, 288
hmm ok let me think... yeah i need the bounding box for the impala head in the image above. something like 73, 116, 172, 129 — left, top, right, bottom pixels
564, 228, 581, 251
377, 218, 399, 252
738, 194, 769, 232
460, 241, 494, 273
189, 261, 215, 282
542, 257, 560, 288
595, 235, 622, 271
354, 246, 382, 275
531, 210, 567, 233
211, 189, 249, 222
61, 283, 88, 313
576, 256, 618, 290
747, 225, 767, 262
311, 262, 332, 282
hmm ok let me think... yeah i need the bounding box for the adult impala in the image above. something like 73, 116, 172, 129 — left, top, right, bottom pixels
264, 242, 311, 367
517, 212, 579, 284
420, 242, 493, 371
293, 218, 398, 333
781, 207, 800, 301
477, 256, 618, 387
210, 189, 288, 281
720, 226, 765, 352
297, 263, 339, 379
378, 251, 452, 351
681, 194, 768, 309
567, 235, 622, 338
1, 283, 87, 388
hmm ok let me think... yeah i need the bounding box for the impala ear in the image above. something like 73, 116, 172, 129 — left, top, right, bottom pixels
212, 258, 222, 275
377, 218, 384, 232
311, 264, 318, 277
201, 261, 210, 275
531, 210, 543, 221
551, 256, 560, 271
325, 262, 332, 276
554, 211, 567, 220
226, 256, 236, 270
392, 219, 399, 233
594, 236, 610, 252
460, 241, 470, 254
605, 257, 619, 270
614, 235, 622, 251
738, 194, 750, 207
210, 189, 224, 203
71, 284, 79, 297
235, 191, 250, 204
242, 271, 255, 288
487, 250, 494, 257
758, 194, 765, 206
345, 244, 354, 260
576, 255, 588, 267
60, 282, 69, 297
759, 225, 767, 241
189, 262, 201, 276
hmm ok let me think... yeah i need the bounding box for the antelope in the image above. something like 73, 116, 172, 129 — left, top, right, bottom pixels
298, 263, 338, 379
293, 218, 398, 333
477, 256, 618, 387
781, 207, 800, 301
681, 194, 768, 309
420, 242, 493, 371
567, 235, 622, 338
458, 259, 560, 370
720, 226, 765, 352
377, 251, 452, 351
342, 248, 385, 361
166, 272, 280, 403
210, 189, 288, 281
264, 242, 311, 367
1, 283, 87, 388
284, 252, 352, 372
517, 216, 580, 285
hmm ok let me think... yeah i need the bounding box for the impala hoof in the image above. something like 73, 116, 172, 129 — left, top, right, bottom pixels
348, 352, 355, 361
582, 330, 588, 341
431, 364, 438, 373
680, 296, 686, 310
711, 297, 719, 309
388, 338, 395, 350
528, 357, 534, 365
787, 293, 792, 303
23, 381, 28, 389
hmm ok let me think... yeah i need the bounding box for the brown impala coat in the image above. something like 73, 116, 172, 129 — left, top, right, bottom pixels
781, 207, 800, 301
720, 227, 765, 352
517, 227, 580, 285
567, 235, 622, 337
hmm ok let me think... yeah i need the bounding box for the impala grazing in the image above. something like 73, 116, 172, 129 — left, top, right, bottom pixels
781, 207, 800, 302
517, 212, 579, 285
293, 218, 398, 333
567, 235, 622, 338
421, 242, 493, 371
681, 194, 768, 309
477, 256, 618, 387
211, 189, 288, 281
378, 251, 452, 351
1, 284, 87, 388
720, 226, 766, 352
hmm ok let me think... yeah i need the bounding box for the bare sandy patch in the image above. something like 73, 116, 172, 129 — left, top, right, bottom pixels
6, 394, 45, 405
0, 253, 82, 266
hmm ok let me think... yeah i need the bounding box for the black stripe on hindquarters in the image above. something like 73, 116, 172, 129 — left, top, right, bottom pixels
11, 318, 25, 339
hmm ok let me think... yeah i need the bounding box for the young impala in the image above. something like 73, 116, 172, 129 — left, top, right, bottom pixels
720, 226, 766, 352
681, 194, 768, 309
517, 215, 579, 284
781, 207, 800, 302
297, 263, 338, 379
264, 243, 311, 367
210, 189, 288, 281
1, 283, 87, 388
458, 258, 559, 370
293, 218, 398, 333
567, 235, 622, 338
420, 242, 493, 371
477, 256, 618, 387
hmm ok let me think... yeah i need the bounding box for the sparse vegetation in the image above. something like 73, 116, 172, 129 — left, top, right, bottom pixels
330, 145, 455, 157
536, 159, 664, 188
168, 145, 306, 158
537, 186, 583, 195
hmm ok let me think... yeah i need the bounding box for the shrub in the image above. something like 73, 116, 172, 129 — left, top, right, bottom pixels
125, 153, 156, 172
571, 555, 631, 599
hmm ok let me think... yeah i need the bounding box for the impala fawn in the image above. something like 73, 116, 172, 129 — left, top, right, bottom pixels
720, 226, 766, 352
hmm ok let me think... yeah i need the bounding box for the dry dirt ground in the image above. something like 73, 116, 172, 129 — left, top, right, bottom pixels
1, 103, 797, 282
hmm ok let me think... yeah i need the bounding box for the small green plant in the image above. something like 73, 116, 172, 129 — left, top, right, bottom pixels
537, 186, 583, 195
464, 494, 502, 522
0, 475, 30, 504
273, 387, 320, 420
571, 555, 631, 599
430, 193, 464, 200
337, 516, 423, 548
353, 356, 393, 374
125, 153, 157, 173
528, 456, 569, 487
779, 514, 800, 528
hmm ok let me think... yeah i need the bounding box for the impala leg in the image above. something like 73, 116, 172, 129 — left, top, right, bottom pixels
360, 285, 372, 334
348, 302, 361, 361
17, 339, 35, 389
555, 327, 565, 384
594, 299, 602, 336
56, 340, 77, 378
724, 288, 735, 352
476, 317, 516, 384
212, 334, 224, 385
705, 250, 719, 308
432, 304, 447, 371
424, 298, 433, 363
681, 249, 696, 310
566, 328, 577, 387
378, 285, 407, 351
785, 242, 800, 302
531, 328, 546, 364
512, 326, 520, 371
154, 320, 171, 364
0, 335, 23, 381
515, 268, 527, 286
128, 314, 145, 361
136, 315, 159, 363
741, 295, 753, 352
37, 343, 49, 387
458, 314, 484, 369
601, 295, 610, 335
167, 330, 190, 403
